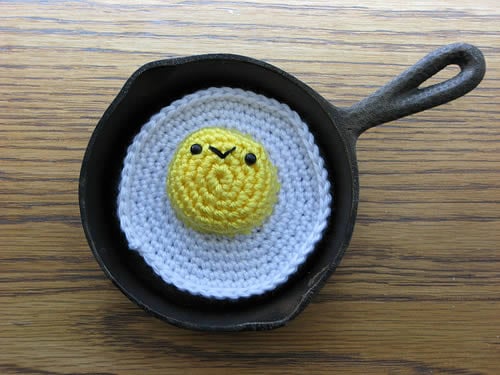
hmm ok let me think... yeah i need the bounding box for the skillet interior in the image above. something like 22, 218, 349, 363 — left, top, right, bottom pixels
79, 54, 358, 330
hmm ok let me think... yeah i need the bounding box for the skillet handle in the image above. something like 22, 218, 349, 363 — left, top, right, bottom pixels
341, 43, 485, 138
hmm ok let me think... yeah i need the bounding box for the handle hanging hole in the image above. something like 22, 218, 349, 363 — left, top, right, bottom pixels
419, 64, 461, 89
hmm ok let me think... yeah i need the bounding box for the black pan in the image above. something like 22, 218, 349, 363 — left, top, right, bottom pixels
79, 43, 485, 331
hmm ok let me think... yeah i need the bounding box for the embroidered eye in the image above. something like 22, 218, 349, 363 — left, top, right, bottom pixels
190, 144, 202, 155
244, 152, 257, 166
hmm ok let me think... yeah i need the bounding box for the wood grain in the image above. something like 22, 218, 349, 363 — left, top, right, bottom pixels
1, 1, 499, 374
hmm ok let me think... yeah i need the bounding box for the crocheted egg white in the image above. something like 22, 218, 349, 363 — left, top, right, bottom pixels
117, 87, 332, 299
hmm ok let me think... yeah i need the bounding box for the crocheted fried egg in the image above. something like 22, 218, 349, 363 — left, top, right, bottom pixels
117, 87, 332, 299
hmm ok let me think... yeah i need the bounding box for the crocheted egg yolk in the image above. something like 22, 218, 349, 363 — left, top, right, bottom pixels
166, 127, 280, 235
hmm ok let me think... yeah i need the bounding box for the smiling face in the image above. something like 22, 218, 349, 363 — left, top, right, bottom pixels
166, 127, 280, 235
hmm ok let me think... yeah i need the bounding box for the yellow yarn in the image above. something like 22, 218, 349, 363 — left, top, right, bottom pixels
166, 127, 280, 235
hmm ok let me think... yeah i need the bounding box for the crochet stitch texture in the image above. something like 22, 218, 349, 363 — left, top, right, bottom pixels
117, 87, 332, 299
166, 127, 280, 235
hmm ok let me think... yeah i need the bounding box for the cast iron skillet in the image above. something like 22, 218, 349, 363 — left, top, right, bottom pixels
79, 43, 485, 331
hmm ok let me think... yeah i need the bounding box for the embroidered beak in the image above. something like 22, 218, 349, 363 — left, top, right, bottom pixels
209, 145, 236, 159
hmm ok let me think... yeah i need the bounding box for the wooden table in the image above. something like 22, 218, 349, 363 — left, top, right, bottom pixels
1, 1, 499, 374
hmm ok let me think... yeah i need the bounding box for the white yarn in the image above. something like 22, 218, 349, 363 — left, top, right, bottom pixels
117, 87, 332, 299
